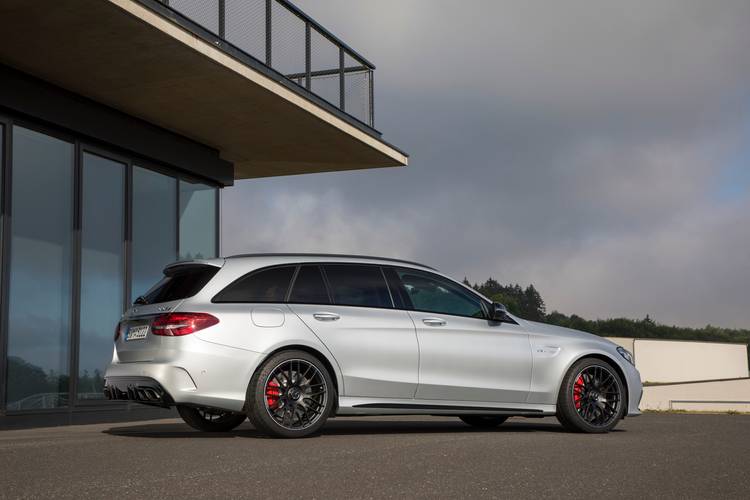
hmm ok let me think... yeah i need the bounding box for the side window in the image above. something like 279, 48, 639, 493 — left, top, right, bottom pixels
396, 268, 485, 319
289, 265, 331, 304
213, 265, 295, 303
323, 264, 393, 308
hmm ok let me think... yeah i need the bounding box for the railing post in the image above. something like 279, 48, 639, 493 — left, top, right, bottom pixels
265, 0, 272, 66
218, 0, 225, 38
339, 48, 345, 111
305, 23, 311, 91
368, 69, 374, 127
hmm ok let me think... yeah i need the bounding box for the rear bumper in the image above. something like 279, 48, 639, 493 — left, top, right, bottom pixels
105, 338, 264, 413
104, 377, 174, 408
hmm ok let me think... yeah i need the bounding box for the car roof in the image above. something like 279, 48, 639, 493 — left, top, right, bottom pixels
224, 253, 437, 271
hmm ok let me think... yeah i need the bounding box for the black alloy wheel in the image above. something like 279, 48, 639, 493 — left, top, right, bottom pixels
557, 357, 626, 433
247, 350, 335, 438
263, 358, 328, 430
572, 365, 621, 426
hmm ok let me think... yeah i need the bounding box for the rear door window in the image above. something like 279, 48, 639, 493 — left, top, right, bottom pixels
136, 265, 219, 305
213, 265, 295, 303
323, 264, 392, 308
288, 265, 330, 304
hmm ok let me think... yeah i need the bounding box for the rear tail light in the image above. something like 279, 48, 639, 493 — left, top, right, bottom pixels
151, 312, 219, 337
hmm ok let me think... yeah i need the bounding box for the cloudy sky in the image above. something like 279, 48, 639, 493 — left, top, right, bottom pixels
223, 0, 750, 329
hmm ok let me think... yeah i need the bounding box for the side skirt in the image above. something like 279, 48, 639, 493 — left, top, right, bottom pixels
336, 397, 556, 416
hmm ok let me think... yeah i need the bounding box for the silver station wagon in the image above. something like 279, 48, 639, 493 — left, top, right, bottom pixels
104, 253, 642, 438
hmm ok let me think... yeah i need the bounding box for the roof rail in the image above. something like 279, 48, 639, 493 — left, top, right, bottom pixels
225, 253, 436, 271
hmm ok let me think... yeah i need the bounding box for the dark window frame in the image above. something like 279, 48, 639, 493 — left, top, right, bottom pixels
382, 266, 411, 310
288, 264, 333, 306
0, 116, 9, 414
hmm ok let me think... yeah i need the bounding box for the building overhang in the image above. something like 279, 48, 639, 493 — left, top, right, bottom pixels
0, 0, 408, 182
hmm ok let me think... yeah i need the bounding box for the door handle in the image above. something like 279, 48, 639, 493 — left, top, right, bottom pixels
422, 318, 446, 327
313, 312, 340, 322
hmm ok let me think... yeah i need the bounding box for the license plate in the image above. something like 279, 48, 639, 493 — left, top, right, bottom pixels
126, 325, 149, 341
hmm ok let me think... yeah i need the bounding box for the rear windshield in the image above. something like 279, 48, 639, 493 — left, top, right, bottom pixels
135, 265, 220, 305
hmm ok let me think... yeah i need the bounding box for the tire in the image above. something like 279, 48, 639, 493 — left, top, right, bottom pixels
176, 405, 247, 432
246, 350, 336, 438
459, 415, 508, 428
556, 357, 626, 433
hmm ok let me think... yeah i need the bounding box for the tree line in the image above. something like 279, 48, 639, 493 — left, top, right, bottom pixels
466, 278, 750, 352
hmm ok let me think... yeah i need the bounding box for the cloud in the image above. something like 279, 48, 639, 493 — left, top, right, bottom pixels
526, 195, 750, 328
222, 186, 423, 256
223, 0, 750, 328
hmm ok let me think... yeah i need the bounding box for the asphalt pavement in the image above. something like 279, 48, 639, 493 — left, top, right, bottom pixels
0, 413, 748, 499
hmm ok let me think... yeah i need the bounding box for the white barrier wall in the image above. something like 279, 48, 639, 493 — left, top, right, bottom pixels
605, 337, 749, 411
630, 339, 748, 383
641, 378, 750, 412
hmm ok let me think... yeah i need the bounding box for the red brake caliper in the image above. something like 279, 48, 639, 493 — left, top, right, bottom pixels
266, 379, 280, 409
574, 375, 585, 409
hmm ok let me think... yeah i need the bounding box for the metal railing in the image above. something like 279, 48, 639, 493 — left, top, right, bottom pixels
160, 0, 375, 128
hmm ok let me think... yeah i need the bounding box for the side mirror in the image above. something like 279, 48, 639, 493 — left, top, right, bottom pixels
489, 302, 510, 322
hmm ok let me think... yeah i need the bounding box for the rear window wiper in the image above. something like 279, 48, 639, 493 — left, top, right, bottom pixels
133, 295, 148, 305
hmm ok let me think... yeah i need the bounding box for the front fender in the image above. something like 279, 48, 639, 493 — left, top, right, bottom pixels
527, 334, 641, 415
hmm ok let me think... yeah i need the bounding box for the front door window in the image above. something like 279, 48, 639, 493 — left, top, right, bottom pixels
395, 268, 485, 318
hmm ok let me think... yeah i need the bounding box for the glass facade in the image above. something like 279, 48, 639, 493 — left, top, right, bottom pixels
78, 153, 125, 400
132, 166, 177, 302
0, 122, 220, 412
179, 179, 217, 260
6, 127, 74, 410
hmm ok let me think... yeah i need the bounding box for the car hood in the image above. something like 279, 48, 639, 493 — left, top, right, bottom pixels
520, 319, 617, 346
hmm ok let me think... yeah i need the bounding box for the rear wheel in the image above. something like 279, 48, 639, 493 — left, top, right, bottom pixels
556, 358, 626, 433
176, 405, 247, 432
459, 415, 508, 427
246, 350, 335, 438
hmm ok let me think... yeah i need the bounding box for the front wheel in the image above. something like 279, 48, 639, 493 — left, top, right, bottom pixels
246, 350, 335, 438
459, 415, 508, 428
556, 358, 626, 433
177, 405, 247, 432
